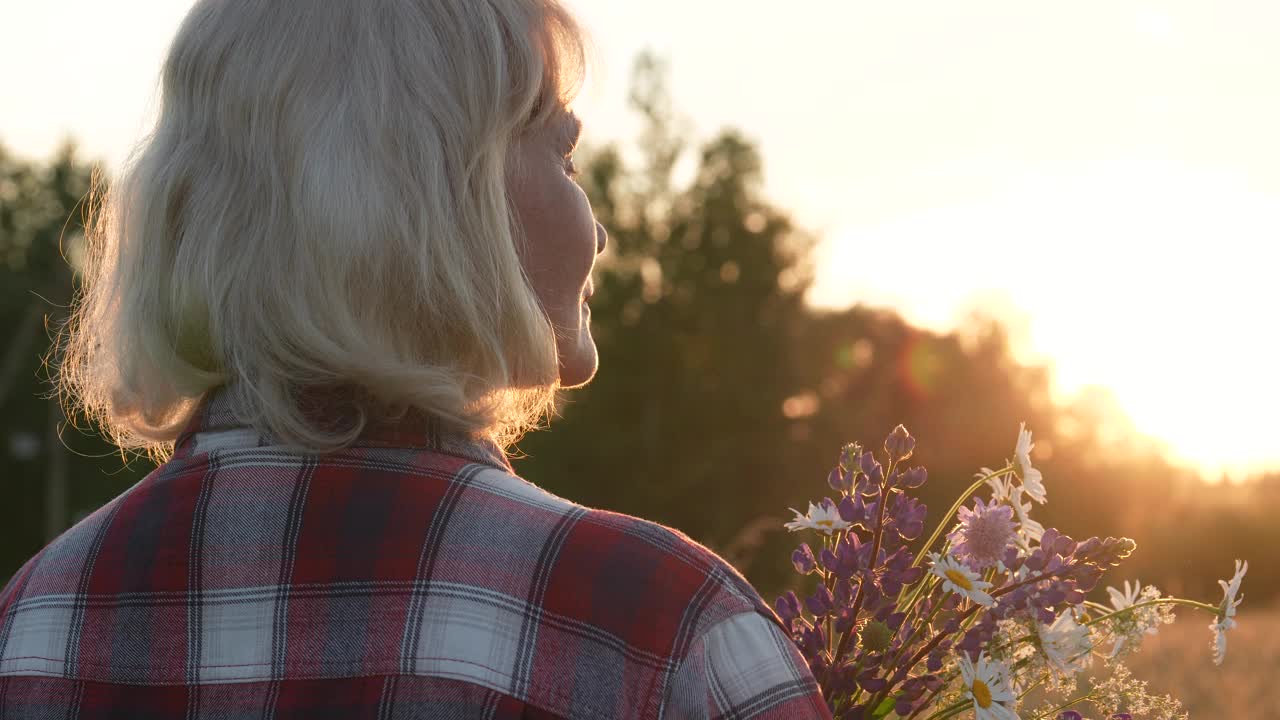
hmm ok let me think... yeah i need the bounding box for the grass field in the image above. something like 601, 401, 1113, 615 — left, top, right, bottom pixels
1115, 605, 1280, 718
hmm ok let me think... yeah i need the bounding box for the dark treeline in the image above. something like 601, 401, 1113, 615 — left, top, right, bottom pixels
2, 55, 1273, 607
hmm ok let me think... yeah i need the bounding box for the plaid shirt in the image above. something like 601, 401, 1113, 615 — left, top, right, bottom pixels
0, 390, 830, 719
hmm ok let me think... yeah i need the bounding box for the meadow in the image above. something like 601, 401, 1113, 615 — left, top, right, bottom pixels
3, 58, 1277, 720
1122, 605, 1280, 718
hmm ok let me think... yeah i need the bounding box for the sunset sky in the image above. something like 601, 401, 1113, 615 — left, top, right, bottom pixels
2, 1, 1276, 480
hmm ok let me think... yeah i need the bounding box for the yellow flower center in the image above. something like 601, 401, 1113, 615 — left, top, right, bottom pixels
945, 569, 974, 591
817, 520, 833, 528
971, 678, 993, 709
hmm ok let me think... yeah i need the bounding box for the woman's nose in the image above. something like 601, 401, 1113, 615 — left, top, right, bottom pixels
595, 221, 607, 255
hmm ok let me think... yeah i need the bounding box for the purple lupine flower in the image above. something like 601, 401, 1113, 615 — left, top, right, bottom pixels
832, 604, 858, 635
775, 591, 802, 628
833, 577, 855, 606
958, 613, 999, 660
856, 669, 888, 693
859, 451, 884, 485
838, 493, 871, 529
776, 428, 1166, 718
900, 465, 927, 489
792, 543, 818, 575
1046, 528, 1078, 556
947, 497, 1016, 571
979, 530, 1136, 634
886, 493, 927, 541
828, 463, 854, 493
894, 673, 938, 718
879, 546, 922, 596
858, 576, 885, 613
805, 584, 836, 617
1058, 713, 1083, 720
798, 621, 827, 658
821, 532, 873, 581
1002, 545, 1023, 571
926, 648, 946, 672
884, 424, 916, 461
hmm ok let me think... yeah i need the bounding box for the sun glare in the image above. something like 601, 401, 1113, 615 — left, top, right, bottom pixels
3, 0, 1276, 481
811, 156, 1279, 482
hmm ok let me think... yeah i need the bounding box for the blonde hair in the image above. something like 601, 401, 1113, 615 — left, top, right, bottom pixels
59, 0, 588, 459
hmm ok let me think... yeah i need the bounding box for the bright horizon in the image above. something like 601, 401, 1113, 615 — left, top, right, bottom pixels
2, 1, 1277, 481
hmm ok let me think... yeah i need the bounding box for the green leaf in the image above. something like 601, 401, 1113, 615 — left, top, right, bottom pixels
871, 694, 897, 719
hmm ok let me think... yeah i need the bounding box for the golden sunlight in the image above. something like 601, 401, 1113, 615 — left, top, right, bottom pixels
812, 156, 1278, 481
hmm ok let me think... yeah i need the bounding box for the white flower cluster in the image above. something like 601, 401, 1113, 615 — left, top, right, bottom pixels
983, 423, 1048, 551
779, 423, 1248, 719
1094, 581, 1173, 659
1210, 559, 1247, 666
929, 552, 995, 606
958, 653, 1019, 720
783, 499, 849, 535
1086, 662, 1188, 720
1037, 610, 1093, 678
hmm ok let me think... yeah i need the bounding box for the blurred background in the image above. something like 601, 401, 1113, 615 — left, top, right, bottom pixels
2, 1, 1277, 713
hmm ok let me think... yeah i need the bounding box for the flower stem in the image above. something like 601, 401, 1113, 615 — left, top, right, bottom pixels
1083, 600, 1109, 613
1081, 597, 1222, 627
921, 698, 972, 720
821, 455, 898, 691
898, 547, 946, 616
1033, 692, 1094, 719
879, 588, 949, 692
903, 683, 947, 720
911, 463, 1015, 569
985, 582, 1210, 660
1018, 676, 1046, 700
821, 535, 836, 660
875, 560, 1087, 706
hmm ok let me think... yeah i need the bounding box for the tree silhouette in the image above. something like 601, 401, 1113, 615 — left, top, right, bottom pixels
0, 141, 151, 583
513, 53, 1271, 603
515, 54, 816, 554
0, 60, 1271, 607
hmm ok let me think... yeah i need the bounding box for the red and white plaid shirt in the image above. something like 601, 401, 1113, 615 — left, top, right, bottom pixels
0, 389, 830, 719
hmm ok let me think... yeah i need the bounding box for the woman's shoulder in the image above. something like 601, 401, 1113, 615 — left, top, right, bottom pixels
464, 464, 783, 641
0, 446, 801, 720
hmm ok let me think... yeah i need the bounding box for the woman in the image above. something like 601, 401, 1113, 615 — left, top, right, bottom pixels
0, 1, 830, 718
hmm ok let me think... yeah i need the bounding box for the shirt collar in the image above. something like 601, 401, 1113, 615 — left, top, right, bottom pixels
172, 385, 514, 474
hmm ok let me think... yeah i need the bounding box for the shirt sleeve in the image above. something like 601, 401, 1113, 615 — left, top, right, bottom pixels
660, 611, 834, 720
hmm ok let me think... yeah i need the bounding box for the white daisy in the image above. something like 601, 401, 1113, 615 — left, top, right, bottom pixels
783, 500, 850, 535
1036, 610, 1093, 676
929, 553, 995, 606
1015, 422, 1047, 504
1219, 559, 1248, 617
981, 466, 1014, 502
1108, 578, 1143, 611
1210, 619, 1233, 666
1008, 486, 1044, 549
1105, 580, 1159, 658
1210, 559, 1247, 665
957, 652, 1019, 720
984, 463, 1041, 552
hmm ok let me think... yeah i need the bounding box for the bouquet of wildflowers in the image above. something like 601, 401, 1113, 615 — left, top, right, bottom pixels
778, 424, 1247, 720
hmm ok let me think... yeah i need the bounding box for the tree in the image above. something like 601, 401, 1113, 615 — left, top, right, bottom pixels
0, 141, 151, 585
3, 60, 1270, 605
514, 53, 817, 553
513, 54, 1269, 603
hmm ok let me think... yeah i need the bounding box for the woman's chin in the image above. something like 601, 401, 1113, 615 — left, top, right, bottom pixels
558, 336, 598, 388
